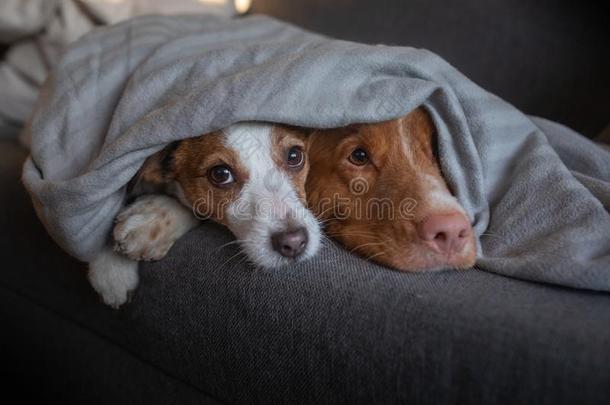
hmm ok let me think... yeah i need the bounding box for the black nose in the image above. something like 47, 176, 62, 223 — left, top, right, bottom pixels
271, 227, 308, 258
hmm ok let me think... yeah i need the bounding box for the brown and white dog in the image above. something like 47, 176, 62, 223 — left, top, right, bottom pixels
306, 107, 476, 271
96, 108, 476, 305
88, 123, 321, 308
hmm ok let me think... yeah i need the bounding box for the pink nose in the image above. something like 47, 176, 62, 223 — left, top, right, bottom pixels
417, 213, 471, 255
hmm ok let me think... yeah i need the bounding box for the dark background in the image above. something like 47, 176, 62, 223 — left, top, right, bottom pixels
1, 1, 609, 402
251, 0, 610, 138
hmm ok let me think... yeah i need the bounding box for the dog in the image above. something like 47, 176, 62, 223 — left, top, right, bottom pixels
108, 107, 476, 276
306, 107, 476, 271
88, 122, 322, 308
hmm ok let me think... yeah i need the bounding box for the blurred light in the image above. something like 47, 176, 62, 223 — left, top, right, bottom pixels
197, 0, 226, 4
234, 0, 252, 14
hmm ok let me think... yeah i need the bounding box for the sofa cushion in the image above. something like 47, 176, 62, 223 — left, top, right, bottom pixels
2, 139, 610, 404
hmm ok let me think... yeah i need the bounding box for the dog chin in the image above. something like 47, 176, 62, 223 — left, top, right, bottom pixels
376, 239, 477, 273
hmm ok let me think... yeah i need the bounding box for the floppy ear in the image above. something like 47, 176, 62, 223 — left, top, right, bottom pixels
127, 141, 179, 198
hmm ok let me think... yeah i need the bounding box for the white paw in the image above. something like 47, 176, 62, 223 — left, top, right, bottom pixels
88, 248, 139, 309
113, 195, 196, 261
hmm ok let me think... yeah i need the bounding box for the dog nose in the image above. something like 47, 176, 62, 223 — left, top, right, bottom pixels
271, 227, 308, 258
417, 213, 471, 254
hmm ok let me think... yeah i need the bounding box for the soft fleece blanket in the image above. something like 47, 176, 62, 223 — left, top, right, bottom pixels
22, 15, 610, 291
0, 0, 238, 138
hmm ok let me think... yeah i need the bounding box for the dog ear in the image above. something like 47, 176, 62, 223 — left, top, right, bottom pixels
127, 141, 179, 198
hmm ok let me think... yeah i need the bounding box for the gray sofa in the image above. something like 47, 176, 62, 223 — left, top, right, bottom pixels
1, 1, 609, 403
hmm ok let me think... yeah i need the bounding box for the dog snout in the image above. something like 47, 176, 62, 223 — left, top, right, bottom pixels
417, 213, 471, 255
271, 227, 308, 258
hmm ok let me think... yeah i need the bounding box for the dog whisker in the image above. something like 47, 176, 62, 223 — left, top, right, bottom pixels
325, 231, 381, 239
217, 249, 247, 272
365, 251, 386, 261
215, 239, 242, 250
349, 241, 389, 254
313, 205, 336, 219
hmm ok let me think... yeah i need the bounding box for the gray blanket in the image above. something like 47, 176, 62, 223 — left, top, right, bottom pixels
22, 14, 610, 291
0, 1, 239, 138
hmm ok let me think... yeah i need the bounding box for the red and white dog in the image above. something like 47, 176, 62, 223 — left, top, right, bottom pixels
88, 123, 322, 308
91, 107, 476, 308
306, 107, 476, 271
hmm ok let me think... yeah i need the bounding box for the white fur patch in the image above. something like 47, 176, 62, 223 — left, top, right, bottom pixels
397, 117, 416, 166
222, 123, 321, 268
420, 173, 464, 213
114, 194, 199, 261
88, 246, 139, 309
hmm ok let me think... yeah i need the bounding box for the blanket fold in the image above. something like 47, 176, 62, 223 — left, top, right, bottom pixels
22, 14, 610, 291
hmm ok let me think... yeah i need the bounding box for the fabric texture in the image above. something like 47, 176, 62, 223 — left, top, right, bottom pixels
3, 140, 610, 404
0, 139, 222, 404
252, 0, 610, 138
21, 14, 610, 290
0, 0, 238, 139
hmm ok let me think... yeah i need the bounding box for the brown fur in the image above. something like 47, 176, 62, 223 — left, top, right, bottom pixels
133, 127, 311, 228
271, 126, 310, 202
306, 107, 476, 271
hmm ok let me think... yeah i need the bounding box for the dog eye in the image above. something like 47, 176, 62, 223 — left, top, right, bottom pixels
286, 146, 305, 169
208, 165, 235, 186
348, 148, 369, 166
